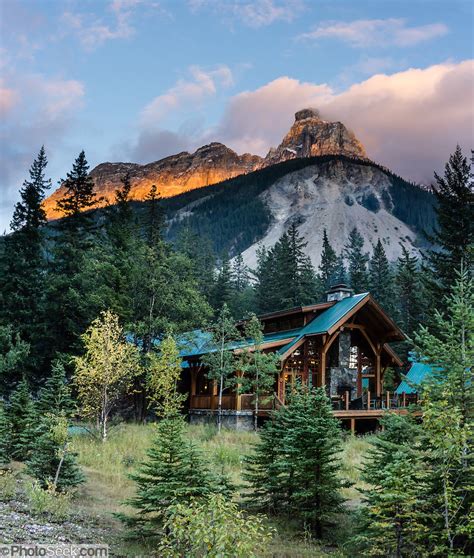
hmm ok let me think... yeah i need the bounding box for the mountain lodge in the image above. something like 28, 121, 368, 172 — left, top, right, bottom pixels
178, 284, 415, 432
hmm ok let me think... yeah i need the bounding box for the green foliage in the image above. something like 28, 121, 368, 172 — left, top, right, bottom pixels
212, 254, 234, 311
0, 470, 16, 501
424, 146, 473, 309
26, 413, 84, 492
318, 229, 339, 290
414, 268, 473, 423
36, 360, 76, 418
254, 226, 322, 313
369, 238, 396, 315
396, 244, 423, 339
245, 388, 348, 538
24, 480, 72, 522
7, 377, 37, 461
345, 227, 369, 293
354, 413, 429, 557
120, 417, 229, 538
73, 310, 141, 441
0, 147, 50, 374
0, 402, 11, 468
158, 494, 273, 558
237, 315, 279, 431
202, 304, 241, 432
146, 334, 186, 418
0, 325, 30, 396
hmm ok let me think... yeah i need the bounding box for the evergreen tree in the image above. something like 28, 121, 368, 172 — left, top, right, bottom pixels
212, 254, 234, 311
120, 417, 222, 538
8, 378, 37, 461
369, 239, 396, 314
238, 315, 279, 431
318, 229, 338, 290
232, 253, 250, 292
333, 253, 347, 285
284, 388, 349, 537
424, 146, 473, 310
0, 147, 50, 371
396, 245, 423, 338
245, 388, 348, 538
414, 268, 473, 424
143, 184, 164, 248
354, 413, 429, 557
36, 361, 76, 418
44, 151, 100, 358
345, 227, 369, 293
0, 325, 30, 396
26, 413, 84, 492
202, 304, 241, 432
254, 245, 278, 313
0, 402, 11, 467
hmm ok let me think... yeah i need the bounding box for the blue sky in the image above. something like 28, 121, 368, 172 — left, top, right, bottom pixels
1, 0, 473, 231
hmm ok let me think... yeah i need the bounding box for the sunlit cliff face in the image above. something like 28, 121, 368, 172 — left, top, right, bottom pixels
42, 109, 368, 220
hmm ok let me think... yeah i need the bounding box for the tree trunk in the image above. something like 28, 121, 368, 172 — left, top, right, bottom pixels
217, 374, 223, 433
53, 443, 67, 491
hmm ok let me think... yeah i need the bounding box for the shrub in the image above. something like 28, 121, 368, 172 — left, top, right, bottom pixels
24, 481, 72, 522
158, 494, 273, 557
0, 470, 16, 501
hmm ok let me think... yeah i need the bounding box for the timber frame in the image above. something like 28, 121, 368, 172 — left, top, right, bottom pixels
182, 290, 415, 432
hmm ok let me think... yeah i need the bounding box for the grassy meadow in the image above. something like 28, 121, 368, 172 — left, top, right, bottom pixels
69, 423, 372, 557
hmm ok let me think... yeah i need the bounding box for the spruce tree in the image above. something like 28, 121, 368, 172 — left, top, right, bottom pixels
369, 239, 396, 315
355, 413, 429, 556
26, 413, 84, 492
8, 378, 37, 461
36, 361, 76, 418
0, 325, 30, 396
0, 402, 11, 467
345, 227, 369, 293
284, 388, 349, 537
0, 147, 50, 371
212, 254, 234, 311
120, 417, 222, 538
254, 245, 278, 313
143, 184, 165, 248
232, 253, 250, 292
396, 245, 423, 338
424, 146, 473, 310
318, 229, 338, 290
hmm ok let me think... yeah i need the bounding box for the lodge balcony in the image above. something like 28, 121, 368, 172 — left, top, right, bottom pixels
189, 390, 419, 426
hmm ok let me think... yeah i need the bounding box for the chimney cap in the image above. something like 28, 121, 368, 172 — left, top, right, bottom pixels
326, 283, 354, 302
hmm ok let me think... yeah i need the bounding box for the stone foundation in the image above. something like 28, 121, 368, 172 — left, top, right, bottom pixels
189, 410, 254, 431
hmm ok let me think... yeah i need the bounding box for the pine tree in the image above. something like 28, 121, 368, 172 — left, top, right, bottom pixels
0, 325, 30, 396
318, 229, 338, 290
284, 388, 349, 537
202, 304, 241, 432
245, 388, 348, 538
26, 413, 84, 492
238, 315, 279, 431
345, 227, 369, 293
396, 245, 423, 338
143, 184, 165, 248
254, 245, 278, 313
120, 417, 222, 538
8, 378, 37, 461
0, 147, 50, 371
232, 253, 250, 292
36, 361, 76, 418
212, 254, 234, 311
44, 151, 100, 358
0, 402, 12, 467
354, 413, 429, 557
424, 146, 473, 310
369, 239, 396, 314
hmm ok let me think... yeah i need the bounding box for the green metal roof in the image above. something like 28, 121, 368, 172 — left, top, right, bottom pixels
278, 293, 369, 356
395, 362, 434, 394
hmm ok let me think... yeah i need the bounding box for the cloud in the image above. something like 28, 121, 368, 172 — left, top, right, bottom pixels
300, 18, 448, 48
209, 60, 474, 184
62, 0, 149, 50
140, 65, 233, 126
189, 0, 304, 28
0, 70, 85, 231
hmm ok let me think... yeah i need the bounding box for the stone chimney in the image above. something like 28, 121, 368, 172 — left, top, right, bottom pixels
326, 283, 354, 302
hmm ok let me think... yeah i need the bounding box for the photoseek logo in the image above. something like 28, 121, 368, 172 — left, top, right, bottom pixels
0, 546, 108, 558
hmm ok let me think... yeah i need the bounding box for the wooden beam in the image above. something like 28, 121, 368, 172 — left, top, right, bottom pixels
190, 369, 197, 397
375, 347, 382, 397
236, 371, 242, 411
350, 418, 356, 434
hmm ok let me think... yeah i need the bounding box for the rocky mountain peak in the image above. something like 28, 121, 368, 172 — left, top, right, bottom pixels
263, 108, 367, 166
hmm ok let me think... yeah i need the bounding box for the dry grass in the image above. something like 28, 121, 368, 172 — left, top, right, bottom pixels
72, 423, 370, 556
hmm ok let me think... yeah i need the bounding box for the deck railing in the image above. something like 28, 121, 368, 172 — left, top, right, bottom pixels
332, 391, 418, 411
